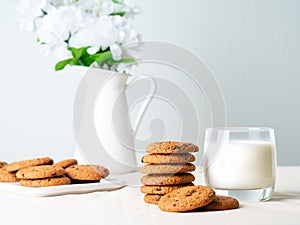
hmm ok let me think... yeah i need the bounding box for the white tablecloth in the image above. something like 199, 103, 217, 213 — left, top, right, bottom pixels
0, 167, 299, 225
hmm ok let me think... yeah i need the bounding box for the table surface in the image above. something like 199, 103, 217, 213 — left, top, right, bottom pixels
0, 166, 299, 225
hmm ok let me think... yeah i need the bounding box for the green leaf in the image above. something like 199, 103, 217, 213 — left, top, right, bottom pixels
107, 58, 136, 65
69, 46, 90, 59
109, 11, 126, 17
92, 51, 113, 64
69, 59, 82, 66
41, 9, 48, 15
55, 59, 72, 71
80, 54, 95, 67
117, 58, 136, 63
112, 0, 122, 4
36, 37, 46, 44
55, 58, 82, 71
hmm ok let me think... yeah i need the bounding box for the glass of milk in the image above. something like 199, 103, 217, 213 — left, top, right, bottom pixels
204, 127, 277, 201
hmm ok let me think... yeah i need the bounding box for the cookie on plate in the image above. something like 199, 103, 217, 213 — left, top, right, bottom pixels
202, 195, 239, 210
53, 159, 78, 169
141, 163, 196, 174
0, 161, 8, 169
140, 183, 194, 195
0, 170, 19, 182
141, 173, 195, 186
145, 141, 199, 154
20, 176, 71, 187
144, 194, 164, 205
141, 153, 195, 164
6, 157, 53, 172
65, 165, 109, 181
158, 186, 215, 212
16, 165, 65, 179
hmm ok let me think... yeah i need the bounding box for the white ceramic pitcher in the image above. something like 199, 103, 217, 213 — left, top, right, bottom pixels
73, 68, 155, 174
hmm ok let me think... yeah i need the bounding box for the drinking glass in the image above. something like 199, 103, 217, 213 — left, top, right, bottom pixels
204, 127, 277, 201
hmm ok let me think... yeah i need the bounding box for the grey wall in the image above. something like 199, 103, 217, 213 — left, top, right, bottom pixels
1, 0, 299, 165
134, 0, 300, 165
0, 1, 83, 162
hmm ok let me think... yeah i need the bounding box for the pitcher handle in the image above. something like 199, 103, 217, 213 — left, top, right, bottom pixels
126, 76, 156, 136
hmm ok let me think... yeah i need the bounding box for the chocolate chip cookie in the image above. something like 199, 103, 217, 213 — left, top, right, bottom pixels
65, 165, 109, 181
141, 163, 196, 174
141, 173, 195, 185
0, 170, 19, 182
142, 153, 195, 164
146, 141, 199, 154
158, 186, 215, 212
202, 195, 239, 210
6, 157, 53, 172
20, 176, 71, 187
54, 159, 78, 169
140, 183, 194, 195
16, 165, 65, 179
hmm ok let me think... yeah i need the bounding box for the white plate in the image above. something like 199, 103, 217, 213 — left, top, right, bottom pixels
0, 179, 126, 197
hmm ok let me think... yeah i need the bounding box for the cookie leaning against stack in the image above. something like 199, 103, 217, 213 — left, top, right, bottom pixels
140, 141, 199, 204
157, 185, 239, 212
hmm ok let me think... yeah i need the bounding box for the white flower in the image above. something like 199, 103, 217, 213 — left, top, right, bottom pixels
75, 0, 102, 14
114, 0, 140, 18
74, 0, 139, 18
37, 6, 84, 43
110, 44, 122, 60
69, 16, 119, 52
47, 0, 64, 7
34, 5, 85, 59
39, 41, 71, 58
16, 0, 141, 68
16, 0, 47, 31
48, 0, 75, 7
99, 1, 115, 16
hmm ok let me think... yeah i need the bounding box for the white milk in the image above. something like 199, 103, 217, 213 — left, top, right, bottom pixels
205, 141, 276, 190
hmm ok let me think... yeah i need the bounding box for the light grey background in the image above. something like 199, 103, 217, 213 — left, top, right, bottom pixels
0, 0, 299, 165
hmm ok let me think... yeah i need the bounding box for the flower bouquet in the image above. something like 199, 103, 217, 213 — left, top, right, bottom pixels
16, 0, 140, 71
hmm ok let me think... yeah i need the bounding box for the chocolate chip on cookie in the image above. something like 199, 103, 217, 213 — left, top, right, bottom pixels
16, 165, 65, 179
0, 161, 8, 169
158, 185, 216, 212
144, 194, 164, 205
6, 157, 53, 172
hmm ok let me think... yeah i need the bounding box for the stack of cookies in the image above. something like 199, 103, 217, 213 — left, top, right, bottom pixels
140, 141, 199, 205
0, 157, 110, 187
